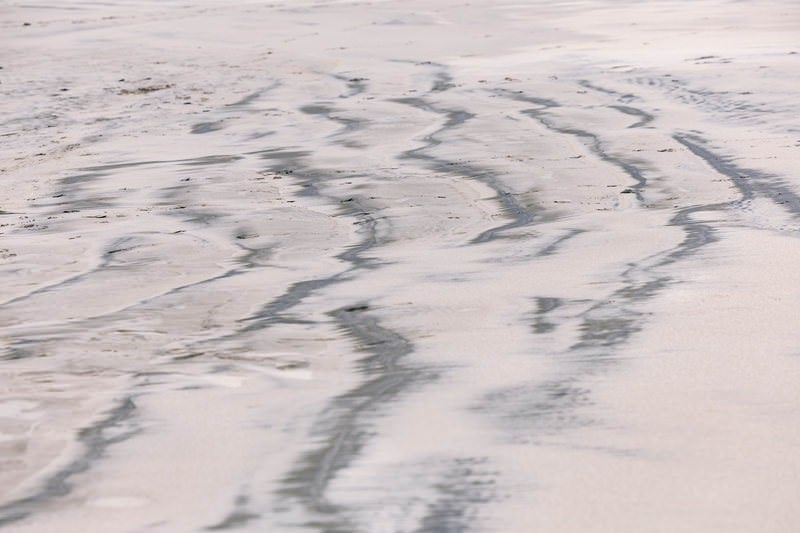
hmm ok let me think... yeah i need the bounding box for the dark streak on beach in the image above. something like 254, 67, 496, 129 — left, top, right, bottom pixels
0, 398, 138, 527
278, 305, 428, 532
393, 93, 538, 244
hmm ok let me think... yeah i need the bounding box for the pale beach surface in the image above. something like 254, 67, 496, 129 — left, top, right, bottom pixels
1, 0, 800, 531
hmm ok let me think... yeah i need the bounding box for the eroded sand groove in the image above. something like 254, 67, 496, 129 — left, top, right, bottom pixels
2, 1, 800, 531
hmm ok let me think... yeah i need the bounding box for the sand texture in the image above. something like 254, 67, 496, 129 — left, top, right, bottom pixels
2, 0, 800, 531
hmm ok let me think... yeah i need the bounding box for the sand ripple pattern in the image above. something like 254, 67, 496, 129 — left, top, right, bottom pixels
2, 1, 800, 531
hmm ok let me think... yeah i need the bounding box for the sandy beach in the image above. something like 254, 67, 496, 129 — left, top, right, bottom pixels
2, 0, 800, 531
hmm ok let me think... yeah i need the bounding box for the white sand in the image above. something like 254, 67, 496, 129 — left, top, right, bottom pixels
2, 0, 800, 531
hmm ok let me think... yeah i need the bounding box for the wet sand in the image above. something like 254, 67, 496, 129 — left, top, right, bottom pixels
2, 0, 800, 531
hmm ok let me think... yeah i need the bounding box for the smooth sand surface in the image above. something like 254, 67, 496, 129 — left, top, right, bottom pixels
2, 0, 800, 531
